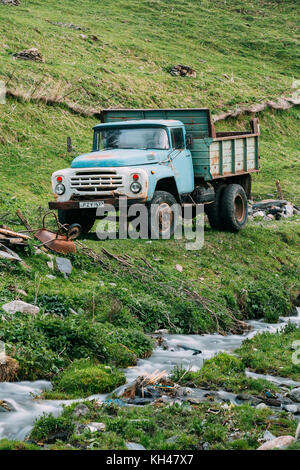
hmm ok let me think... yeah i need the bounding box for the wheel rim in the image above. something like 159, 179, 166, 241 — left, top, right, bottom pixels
234, 194, 245, 222
157, 203, 173, 234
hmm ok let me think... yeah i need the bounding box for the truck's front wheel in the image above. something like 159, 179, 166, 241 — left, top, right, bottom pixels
58, 209, 96, 235
221, 184, 248, 232
147, 191, 178, 238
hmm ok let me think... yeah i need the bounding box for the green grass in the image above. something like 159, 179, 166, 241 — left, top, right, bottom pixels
170, 353, 279, 396
30, 400, 298, 450
0, 0, 299, 112
0, 439, 40, 450
236, 323, 300, 380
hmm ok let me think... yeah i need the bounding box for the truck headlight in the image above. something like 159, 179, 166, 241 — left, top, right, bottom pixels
130, 181, 142, 194
55, 183, 65, 195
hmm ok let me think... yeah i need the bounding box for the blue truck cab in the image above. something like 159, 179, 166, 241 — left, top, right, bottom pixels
49, 108, 260, 234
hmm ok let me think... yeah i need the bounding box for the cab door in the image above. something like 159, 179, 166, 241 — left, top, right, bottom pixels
169, 127, 194, 195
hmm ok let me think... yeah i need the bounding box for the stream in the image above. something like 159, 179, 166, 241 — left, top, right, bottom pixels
0, 309, 299, 441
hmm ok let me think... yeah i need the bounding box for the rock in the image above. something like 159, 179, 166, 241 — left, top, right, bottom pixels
236, 394, 261, 406
253, 210, 265, 218
202, 442, 210, 450
45, 431, 70, 444
80, 34, 87, 40
0, 0, 20, 4
257, 435, 296, 450
262, 430, 276, 442
283, 404, 299, 414
256, 403, 269, 410
47, 260, 54, 270
128, 397, 154, 405
0, 400, 15, 412
72, 404, 89, 418
290, 388, 300, 402
85, 422, 106, 433
261, 397, 281, 407
252, 200, 288, 211
264, 214, 275, 220
136, 386, 161, 399
166, 435, 179, 444
187, 398, 202, 404
154, 329, 169, 334
126, 442, 146, 450
13, 48, 43, 62
2, 300, 40, 315
55, 257, 72, 278
169, 65, 197, 78
0, 250, 22, 261
46, 274, 56, 280
175, 264, 183, 272
283, 203, 294, 217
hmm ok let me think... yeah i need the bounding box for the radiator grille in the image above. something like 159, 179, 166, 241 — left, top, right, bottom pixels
70, 171, 123, 193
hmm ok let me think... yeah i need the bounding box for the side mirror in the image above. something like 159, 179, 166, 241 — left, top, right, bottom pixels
186, 135, 192, 149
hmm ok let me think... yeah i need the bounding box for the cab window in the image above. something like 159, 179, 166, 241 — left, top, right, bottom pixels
171, 128, 185, 149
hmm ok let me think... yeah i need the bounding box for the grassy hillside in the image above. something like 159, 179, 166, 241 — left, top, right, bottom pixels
0, 0, 299, 451
0, 0, 299, 112
0, 2, 299, 345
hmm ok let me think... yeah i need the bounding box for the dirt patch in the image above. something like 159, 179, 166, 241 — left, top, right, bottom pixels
0, 356, 19, 382
13, 48, 43, 62
169, 65, 197, 78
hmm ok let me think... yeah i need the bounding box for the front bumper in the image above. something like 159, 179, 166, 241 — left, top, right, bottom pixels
49, 196, 147, 211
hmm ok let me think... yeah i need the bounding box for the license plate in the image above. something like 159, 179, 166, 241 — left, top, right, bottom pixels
79, 201, 105, 209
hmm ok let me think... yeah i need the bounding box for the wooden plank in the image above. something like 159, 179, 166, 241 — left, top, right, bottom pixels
243, 139, 248, 171
219, 140, 223, 176
231, 139, 235, 173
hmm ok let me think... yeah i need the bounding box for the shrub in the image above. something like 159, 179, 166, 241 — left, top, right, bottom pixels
106, 343, 137, 367
0, 313, 153, 380
36, 294, 69, 316
52, 359, 126, 398
30, 413, 75, 442
245, 279, 291, 323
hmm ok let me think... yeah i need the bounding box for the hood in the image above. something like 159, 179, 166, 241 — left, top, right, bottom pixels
71, 149, 165, 168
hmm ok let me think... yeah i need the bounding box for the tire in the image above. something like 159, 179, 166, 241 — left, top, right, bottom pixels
58, 209, 96, 235
205, 184, 227, 230
221, 184, 248, 232
147, 191, 178, 238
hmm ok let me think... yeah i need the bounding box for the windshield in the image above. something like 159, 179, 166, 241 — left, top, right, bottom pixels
94, 127, 169, 150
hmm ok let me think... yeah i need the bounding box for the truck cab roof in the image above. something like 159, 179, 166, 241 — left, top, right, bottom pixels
93, 119, 183, 130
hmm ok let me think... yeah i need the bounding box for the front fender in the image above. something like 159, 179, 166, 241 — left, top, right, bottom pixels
145, 165, 178, 201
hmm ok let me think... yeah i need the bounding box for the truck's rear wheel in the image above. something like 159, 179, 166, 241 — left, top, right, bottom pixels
221, 184, 248, 232
205, 184, 226, 230
58, 209, 96, 235
147, 191, 178, 238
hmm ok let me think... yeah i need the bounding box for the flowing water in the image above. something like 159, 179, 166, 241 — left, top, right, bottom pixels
0, 309, 299, 441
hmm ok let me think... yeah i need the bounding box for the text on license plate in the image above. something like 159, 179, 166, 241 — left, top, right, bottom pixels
79, 201, 105, 209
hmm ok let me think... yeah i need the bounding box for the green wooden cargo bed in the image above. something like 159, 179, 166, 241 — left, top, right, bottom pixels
100, 108, 260, 181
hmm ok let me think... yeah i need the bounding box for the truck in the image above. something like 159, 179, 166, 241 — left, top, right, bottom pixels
49, 108, 260, 236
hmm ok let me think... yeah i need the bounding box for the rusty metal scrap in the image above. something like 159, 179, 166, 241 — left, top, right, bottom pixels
34, 212, 77, 254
